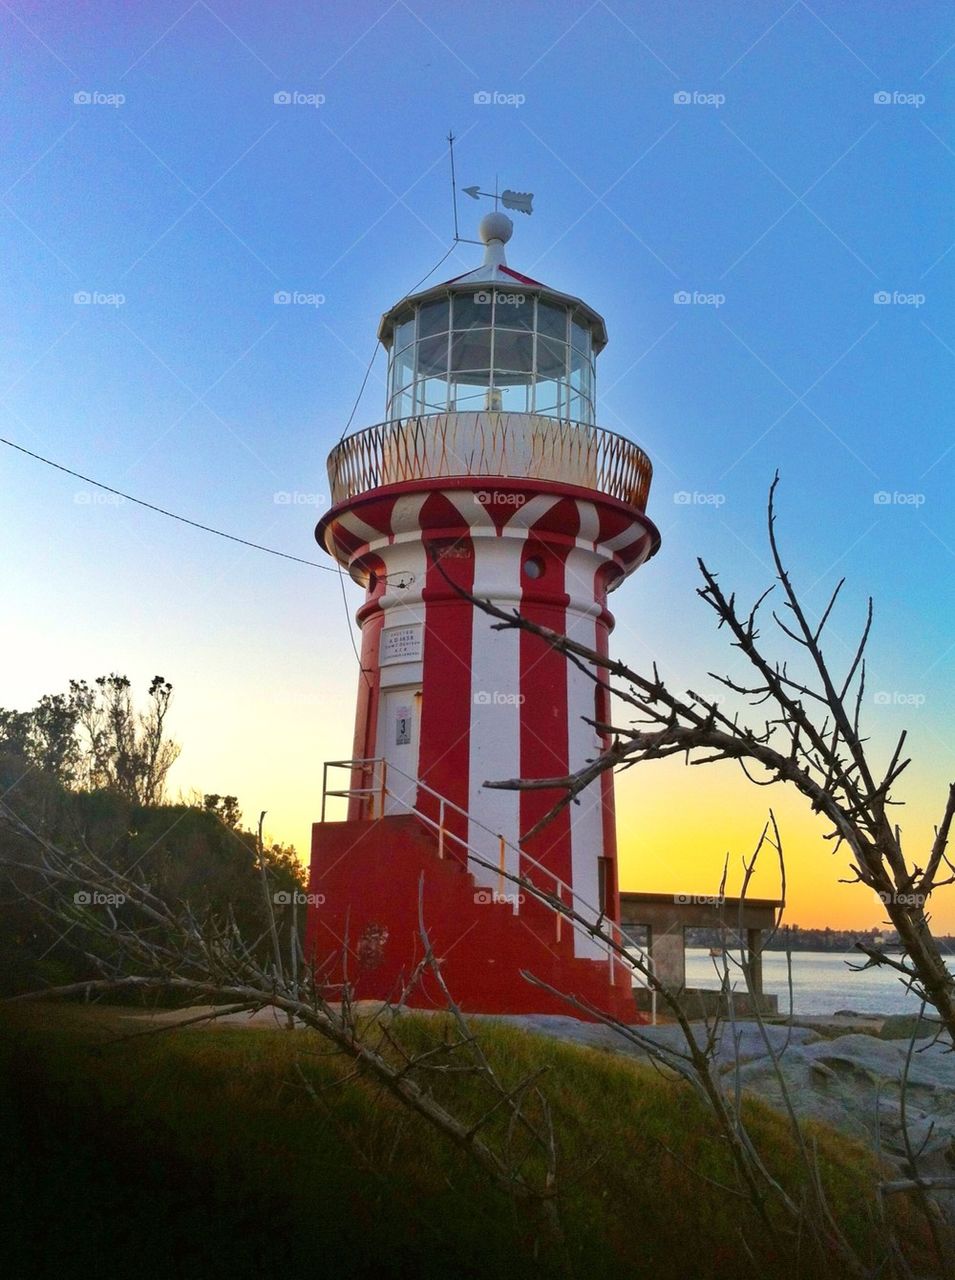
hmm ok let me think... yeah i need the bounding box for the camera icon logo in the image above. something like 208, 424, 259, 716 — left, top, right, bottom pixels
673, 91, 691, 104
873, 91, 891, 105
474, 290, 491, 305
473, 91, 492, 105
274, 91, 292, 104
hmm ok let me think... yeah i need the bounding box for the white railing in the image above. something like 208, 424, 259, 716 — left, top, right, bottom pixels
321, 756, 655, 1022
326, 411, 653, 511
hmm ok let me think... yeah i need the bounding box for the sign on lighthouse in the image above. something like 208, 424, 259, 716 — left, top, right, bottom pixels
305, 204, 660, 1021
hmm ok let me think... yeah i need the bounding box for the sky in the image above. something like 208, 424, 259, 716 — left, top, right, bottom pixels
2, 0, 953, 930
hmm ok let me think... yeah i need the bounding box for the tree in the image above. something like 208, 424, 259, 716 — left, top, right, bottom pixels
203, 794, 242, 828
71, 674, 180, 805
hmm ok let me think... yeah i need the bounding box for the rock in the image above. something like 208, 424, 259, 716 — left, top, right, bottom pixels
878, 1012, 943, 1041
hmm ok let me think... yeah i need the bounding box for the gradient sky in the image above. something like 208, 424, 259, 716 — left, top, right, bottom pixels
2, 1, 954, 930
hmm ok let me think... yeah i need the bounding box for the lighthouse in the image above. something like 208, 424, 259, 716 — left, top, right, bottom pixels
306, 209, 659, 1021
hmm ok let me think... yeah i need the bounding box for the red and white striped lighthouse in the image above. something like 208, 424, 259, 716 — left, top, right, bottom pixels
306, 211, 659, 1020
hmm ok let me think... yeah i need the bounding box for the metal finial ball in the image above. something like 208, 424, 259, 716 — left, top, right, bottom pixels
478, 211, 513, 245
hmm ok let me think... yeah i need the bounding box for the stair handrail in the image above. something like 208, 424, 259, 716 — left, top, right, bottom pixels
322, 756, 654, 1009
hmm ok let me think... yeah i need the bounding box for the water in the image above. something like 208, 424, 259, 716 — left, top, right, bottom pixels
683, 947, 955, 1016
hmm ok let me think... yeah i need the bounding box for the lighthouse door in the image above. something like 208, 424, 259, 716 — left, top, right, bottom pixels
380, 686, 421, 815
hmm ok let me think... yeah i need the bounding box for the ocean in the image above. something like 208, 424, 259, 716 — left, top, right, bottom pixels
683, 947, 955, 1016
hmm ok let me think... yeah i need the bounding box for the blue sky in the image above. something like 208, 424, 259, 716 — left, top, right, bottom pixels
2, 1, 953, 927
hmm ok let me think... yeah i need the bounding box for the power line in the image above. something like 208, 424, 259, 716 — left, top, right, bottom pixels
0, 435, 339, 573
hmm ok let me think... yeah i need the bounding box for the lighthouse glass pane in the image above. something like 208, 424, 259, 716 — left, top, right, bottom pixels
417, 297, 449, 338
537, 335, 568, 380
391, 346, 415, 400
537, 300, 569, 341
497, 382, 530, 412
571, 318, 591, 357
493, 329, 533, 374
450, 327, 492, 371
415, 377, 449, 414
451, 292, 492, 330
394, 314, 415, 352
570, 348, 592, 400
392, 386, 414, 419
450, 372, 491, 411
417, 334, 448, 377
568, 391, 589, 422
533, 378, 560, 414
495, 292, 535, 330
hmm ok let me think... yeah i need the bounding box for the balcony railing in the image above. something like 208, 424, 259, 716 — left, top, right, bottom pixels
326, 411, 652, 511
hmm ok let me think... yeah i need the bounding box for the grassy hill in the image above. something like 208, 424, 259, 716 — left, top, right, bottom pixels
0, 1002, 928, 1279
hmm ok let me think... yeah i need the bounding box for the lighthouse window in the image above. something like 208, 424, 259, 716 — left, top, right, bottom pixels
417, 297, 449, 338
537, 300, 569, 341
571, 318, 591, 357
450, 327, 491, 371
533, 377, 560, 415
493, 329, 533, 373
524, 556, 545, 580
496, 293, 536, 331
497, 382, 530, 412
451, 292, 491, 330
393, 314, 415, 352
537, 335, 568, 380
417, 334, 449, 376
451, 373, 491, 411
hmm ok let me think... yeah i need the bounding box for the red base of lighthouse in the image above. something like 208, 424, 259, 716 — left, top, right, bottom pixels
305, 815, 641, 1024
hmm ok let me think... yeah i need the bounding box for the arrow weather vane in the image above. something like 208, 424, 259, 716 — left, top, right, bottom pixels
461, 180, 534, 215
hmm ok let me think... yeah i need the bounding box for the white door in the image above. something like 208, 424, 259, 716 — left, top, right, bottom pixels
379, 686, 421, 815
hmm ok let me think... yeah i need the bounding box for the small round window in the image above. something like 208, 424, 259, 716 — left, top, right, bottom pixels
524, 557, 545, 580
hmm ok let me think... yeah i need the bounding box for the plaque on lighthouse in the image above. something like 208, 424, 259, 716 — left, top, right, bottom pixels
380, 624, 422, 665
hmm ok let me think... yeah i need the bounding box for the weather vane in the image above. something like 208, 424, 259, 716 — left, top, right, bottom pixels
446, 133, 534, 244
461, 180, 534, 215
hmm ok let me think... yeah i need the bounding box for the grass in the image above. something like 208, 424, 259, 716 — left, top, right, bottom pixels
0, 1001, 929, 1279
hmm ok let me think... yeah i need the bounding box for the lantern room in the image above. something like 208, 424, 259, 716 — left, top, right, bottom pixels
379, 213, 606, 424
